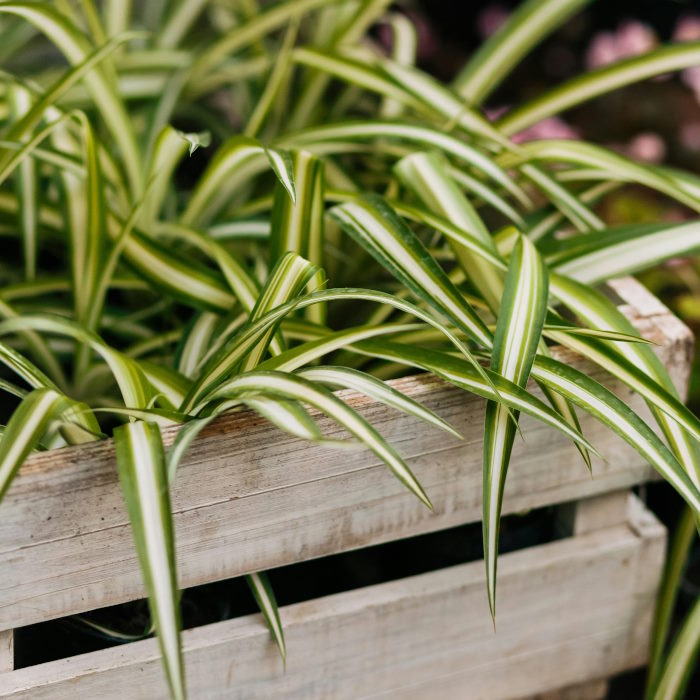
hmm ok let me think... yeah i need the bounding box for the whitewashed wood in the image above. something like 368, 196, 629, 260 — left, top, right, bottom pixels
608, 276, 694, 394
0, 633, 11, 674
0, 496, 665, 699
0, 278, 688, 630
557, 490, 632, 536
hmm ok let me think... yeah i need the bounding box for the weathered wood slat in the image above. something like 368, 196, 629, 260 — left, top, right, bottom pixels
0, 632, 11, 674
0, 496, 665, 699
0, 278, 688, 630
557, 490, 632, 536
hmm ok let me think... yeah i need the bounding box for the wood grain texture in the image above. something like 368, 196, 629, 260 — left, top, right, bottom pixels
0, 278, 689, 630
557, 490, 632, 536
0, 496, 666, 699
0, 632, 11, 674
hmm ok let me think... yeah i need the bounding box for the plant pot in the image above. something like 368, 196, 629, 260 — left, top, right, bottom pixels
0, 278, 688, 697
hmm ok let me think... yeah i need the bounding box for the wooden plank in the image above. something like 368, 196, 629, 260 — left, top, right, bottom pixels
0, 497, 666, 699
557, 490, 631, 536
608, 276, 694, 399
0, 278, 686, 629
0, 632, 11, 674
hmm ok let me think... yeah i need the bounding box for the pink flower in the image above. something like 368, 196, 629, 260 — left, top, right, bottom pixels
477, 5, 509, 39
625, 132, 667, 163
682, 65, 700, 102
674, 15, 700, 42
511, 117, 581, 144
586, 32, 619, 69
585, 21, 657, 69
484, 106, 509, 122
680, 122, 700, 151
616, 20, 657, 57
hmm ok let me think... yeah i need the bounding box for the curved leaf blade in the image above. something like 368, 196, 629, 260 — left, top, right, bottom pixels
115, 421, 185, 700
483, 235, 548, 619
208, 370, 432, 509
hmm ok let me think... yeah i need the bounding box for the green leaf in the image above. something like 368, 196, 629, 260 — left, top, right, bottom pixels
246, 572, 286, 668
244, 18, 299, 138
0, 388, 72, 501
518, 162, 604, 232
7, 85, 37, 280
499, 41, 700, 136
345, 339, 596, 454
166, 416, 214, 484
292, 45, 424, 112
386, 200, 508, 272
158, 0, 208, 49
176, 312, 221, 380
208, 370, 432, 509
452, 0, 591, 104
108, 221, 236, 312
147, 221, 258, 314
189, 0, 329, 83
394, 151, 504, 312
286, 0, 393, 129
310, 54, 599, 233
0, 296, 68, 390
260, 323, 430, 373
67, 113, 106, 379
530, 356, 700, 515
548, 220, 700, 284
142, 126, 193, 225
0, 29, 136, 173
0, 2, 142, 193
483, 235, 548, 619
242, 252, 318, 370
284, 120, 526, 205
0, 315, 154, 408
543, 329, 700, 451
524, 182, 616, 243
329, 195, 515, 410
329, 195, 492, 347
139, 361, 192, 413
501, 140, 700, 214
378, 13, 417, 119
181, 136, 295, 227
269, 150, 325, 323
270, 150, 323, 265
0, 110, 80, 189
115, 421, 185, 700
296, 365, 461, 439
550, 272, 700, 501
647, 505, 697, 698
0, 340, 58, 390
350, 335, 700, 515
180, 287, 470, 414
649, 595, 700, 700
235, 398, 326, 442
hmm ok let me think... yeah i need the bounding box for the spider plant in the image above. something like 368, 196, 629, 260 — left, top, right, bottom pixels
2, 1, 700, 697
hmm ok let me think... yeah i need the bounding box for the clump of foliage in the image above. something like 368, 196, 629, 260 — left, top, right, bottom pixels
2, 1, 700, 697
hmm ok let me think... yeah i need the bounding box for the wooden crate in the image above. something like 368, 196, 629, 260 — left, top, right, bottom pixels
0, 494, 665, 699
0, 278, 686, 696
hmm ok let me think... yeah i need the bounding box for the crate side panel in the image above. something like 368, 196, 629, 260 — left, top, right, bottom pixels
0, 500, 665, 699
0, 279, 684, 628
